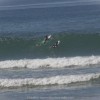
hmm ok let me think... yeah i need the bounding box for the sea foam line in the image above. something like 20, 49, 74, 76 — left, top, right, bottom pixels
0, 73, 99, 88
0, 56, 100, 69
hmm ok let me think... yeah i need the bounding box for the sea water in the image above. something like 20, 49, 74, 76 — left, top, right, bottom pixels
0, 0, 100, 100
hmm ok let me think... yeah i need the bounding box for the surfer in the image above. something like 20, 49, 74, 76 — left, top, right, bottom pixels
43, 35, 52, 44
51, 40, 61, 48
36, 35, 52, 46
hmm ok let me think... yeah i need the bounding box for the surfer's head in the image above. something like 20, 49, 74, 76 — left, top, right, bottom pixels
57, 40, 60, 44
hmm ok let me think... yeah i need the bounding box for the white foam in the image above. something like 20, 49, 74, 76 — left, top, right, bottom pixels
0, 56, 100, 69
0, 73, 99, 88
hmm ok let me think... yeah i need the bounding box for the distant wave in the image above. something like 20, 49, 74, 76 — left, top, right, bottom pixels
0, 0, 100, 10
0, 56, 100, 69
0, 73, 99, 88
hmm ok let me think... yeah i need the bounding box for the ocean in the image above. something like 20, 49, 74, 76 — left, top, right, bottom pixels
0, 0, 100, 100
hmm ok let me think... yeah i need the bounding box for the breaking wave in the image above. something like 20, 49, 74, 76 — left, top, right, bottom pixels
0, 73, 99, 88
0, 55, 100, 69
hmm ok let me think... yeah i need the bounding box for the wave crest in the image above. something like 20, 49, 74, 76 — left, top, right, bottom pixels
0, 73, 99, 88
0, 56, 100, 69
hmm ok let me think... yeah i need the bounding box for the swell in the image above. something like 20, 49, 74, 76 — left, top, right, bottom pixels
0, 56, 100, 69
0, 34, 100, 59
1, 0, 100, 10
0, 73, 99, 88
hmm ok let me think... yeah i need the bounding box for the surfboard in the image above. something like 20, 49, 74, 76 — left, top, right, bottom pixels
36, 40, 46, 47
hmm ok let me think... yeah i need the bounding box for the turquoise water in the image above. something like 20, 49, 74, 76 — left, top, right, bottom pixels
0, 34, 100, 59
0, 0, 100, 99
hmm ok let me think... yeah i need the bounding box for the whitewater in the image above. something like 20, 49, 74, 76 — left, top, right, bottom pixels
0, 55, 100, 69
0, 0, 100, 99
0, 73, 99, 88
